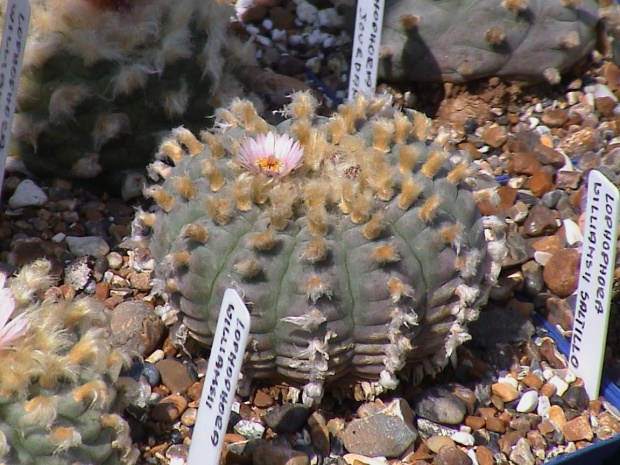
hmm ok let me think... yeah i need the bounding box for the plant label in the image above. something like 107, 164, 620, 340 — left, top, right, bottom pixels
0, 0, 29, 201
569, 170, 619, 400
347, 0, 385, 101
187, 288, 251, 465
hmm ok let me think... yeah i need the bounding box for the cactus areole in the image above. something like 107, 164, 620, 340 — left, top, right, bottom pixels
138, 92, 507, 405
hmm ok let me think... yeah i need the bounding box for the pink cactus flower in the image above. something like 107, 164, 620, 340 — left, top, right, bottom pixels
237, 132, 304, 178
0, 273, 30, 349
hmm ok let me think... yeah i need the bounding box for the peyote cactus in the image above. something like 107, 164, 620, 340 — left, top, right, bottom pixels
134, 92, 507, 406
7, 0, 254, 182
0, 260, 138, 464
378, 0, 599, 83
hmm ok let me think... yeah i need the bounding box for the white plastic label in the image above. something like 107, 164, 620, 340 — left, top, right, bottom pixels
569, 170, 619, 400
0, 0, 29, 200
347, 0, 385, 101
187, 289, 251, 465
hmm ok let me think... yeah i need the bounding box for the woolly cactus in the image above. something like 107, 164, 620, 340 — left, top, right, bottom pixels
0, 261, 138, 464
8, 0, 253, 181
378, 0, 598, 83
135, 92, 506, 405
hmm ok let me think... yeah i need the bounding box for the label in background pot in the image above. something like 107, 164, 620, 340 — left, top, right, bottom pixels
187, 288, 250, 465
0, 0, 29, 201
347, 0, 385, 101
569, 170, 619, 400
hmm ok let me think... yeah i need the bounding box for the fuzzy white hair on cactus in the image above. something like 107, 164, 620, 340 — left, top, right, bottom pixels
0, 274, 30, 349
237, 132, 304, 178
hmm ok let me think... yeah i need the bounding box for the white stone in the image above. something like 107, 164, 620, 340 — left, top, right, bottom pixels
51, 232, 66, 243
65, 236, 110, 258
8, 179, 48, 208
262, 18, 273, 30
548, 375, 569, 396
534, 251, 552, 266
516, 390, 539, 413
271, 29, 287, 42
145, 349, 165, 364
296, 1, 318, 24
498, 375, 519, 388
233, 420, 265, 440
450, 431, 475, 446
318, 8, 344, 28
468, 449, 480, 465
343, 455, 388, 465
537, 395, 551, 418
563, 219, 583, 245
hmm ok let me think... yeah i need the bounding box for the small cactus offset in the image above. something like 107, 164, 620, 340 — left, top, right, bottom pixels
136, 92, 506, 405
379, 0, 598, 83
8, 0, 253, 180
0, 261, 138, 464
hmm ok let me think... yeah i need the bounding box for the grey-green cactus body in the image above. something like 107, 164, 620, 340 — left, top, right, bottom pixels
141, 93, 506, 404
379, 0, 599, 83
9, 0, 247, 181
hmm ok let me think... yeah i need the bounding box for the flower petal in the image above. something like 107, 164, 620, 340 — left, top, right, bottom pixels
0, 288, 15, 330
0, 313, 30, 349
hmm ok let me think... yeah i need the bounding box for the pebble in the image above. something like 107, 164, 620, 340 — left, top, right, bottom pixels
516, 390, 539, 413
341, 399, 417, 458
150, 394, 188, 423
542, 248, 580, 297
263, 403, 310, 434
110, 301, 165, 356
253, 445, 310, 465
65, 235, 110, 257
414, 387, 467, 425
233, 419, 265, 440
308, 411, 330, 456
491, 383, 520, 403
562, 415, 593, 442
426, 435, 456, 453
509, 438, 536, 465
155, 359, 195, 395
433, 445, 472, 465
8, 179, 48, 208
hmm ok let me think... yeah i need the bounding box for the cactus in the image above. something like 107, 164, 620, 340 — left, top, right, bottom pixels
7, 0, 254, 181
134, 92, 506, 406
0, 261, 138, 464
378, 0, 599, 83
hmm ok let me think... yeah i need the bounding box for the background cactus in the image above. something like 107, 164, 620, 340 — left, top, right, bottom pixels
5, 0, 254, 184
378, 0, 599, 83
0, 260, 138, 464
135, 92, 507, 405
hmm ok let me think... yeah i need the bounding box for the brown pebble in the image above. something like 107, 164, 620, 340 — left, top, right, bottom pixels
491, 382, 520, 402
482, 124, 507, 148
529, 171, 555, 198
498, 430, 524, 456
523, 205, 559, 236
562, 415, 593, 442
433, 445, 472, 465
486, 416, 507, 434
253, 390, 275, 408
512, 152, 542, 175
150, 394, 188, 423
534, 144, 565, 168
95, 281, 110, 301
269, 6, 296, 30
477, 407, 497, 420
187, 380, 204, 402
465, 415, 486, 430
560, 127, 599, 156
529, 235, 565, 254
540, 383, 557, 398
595, 96, 617, 117
475, 445, 494, 465
538, 419, 556, 436
156, 358, 195, 395
542, 108, 569, 127
549, 405, 567, 430
426, 435, 456, 453
539, 338, 567, 369
521, 373, 544, 391
555, 170, 582, 189
543, 248, 580, 298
